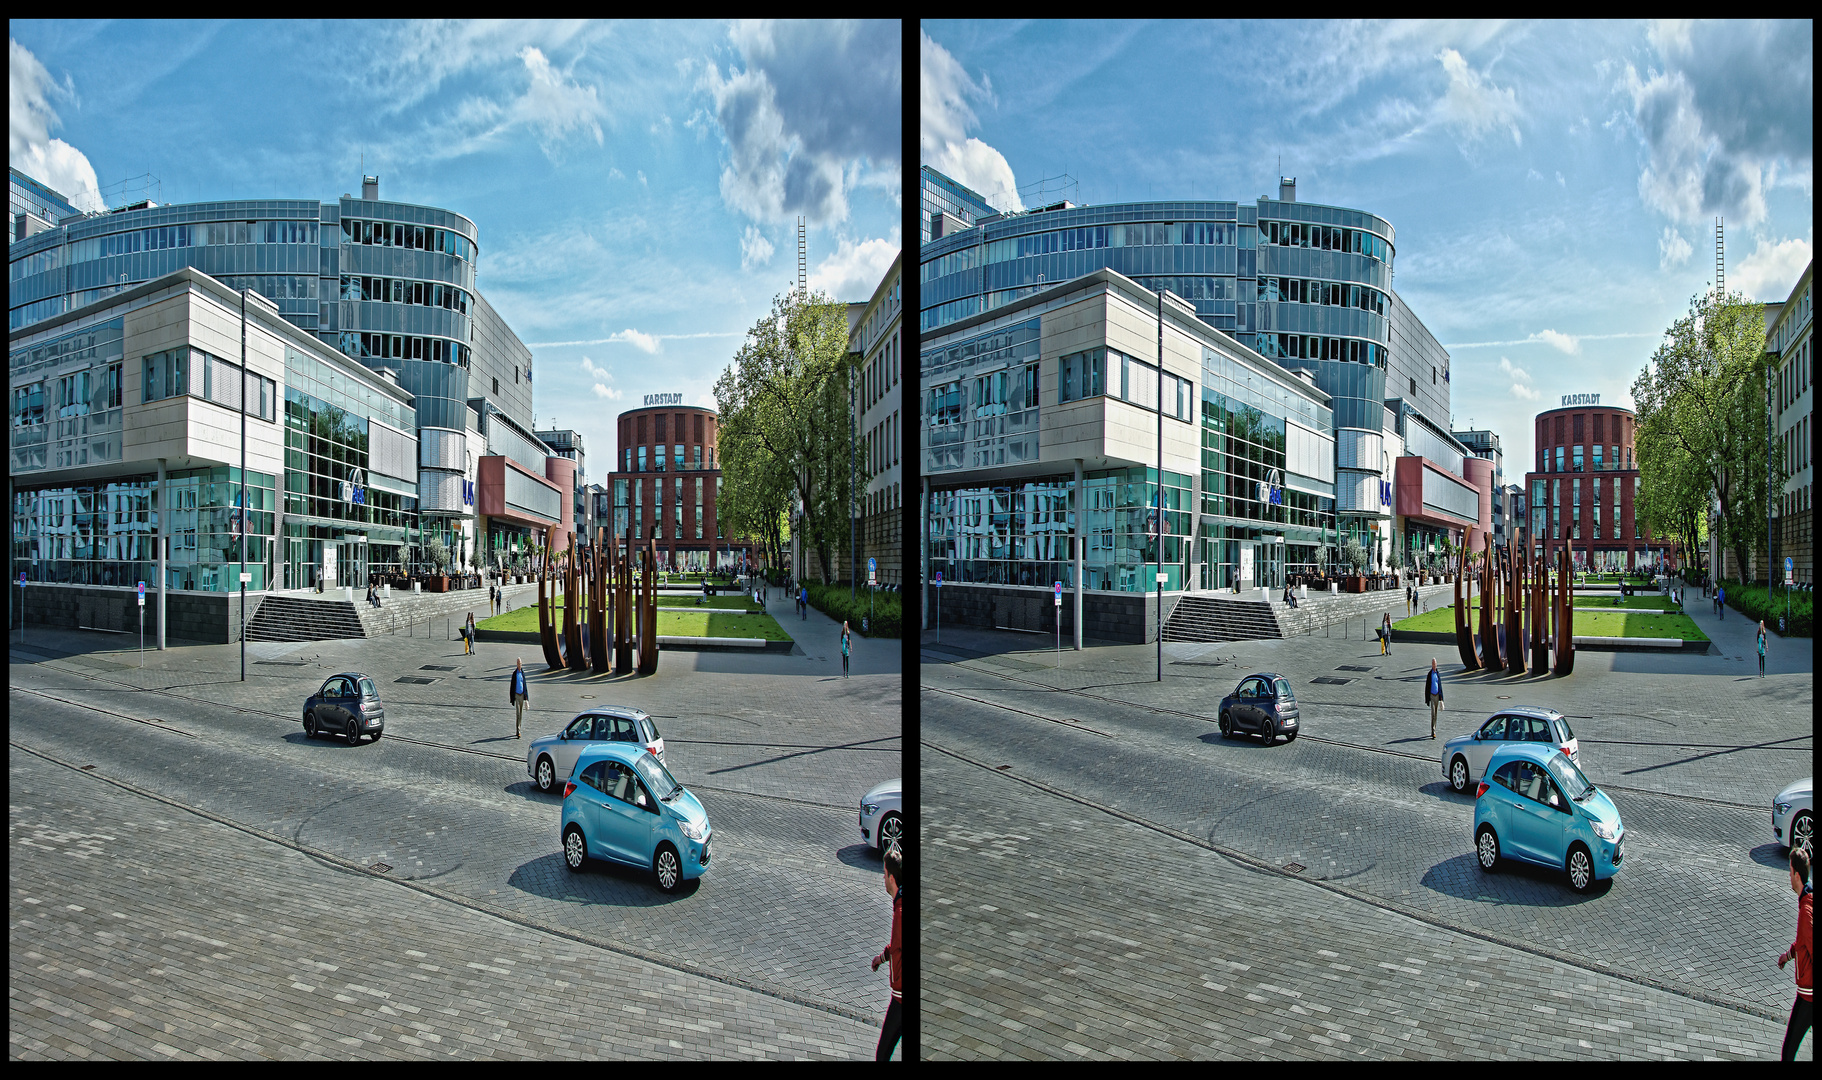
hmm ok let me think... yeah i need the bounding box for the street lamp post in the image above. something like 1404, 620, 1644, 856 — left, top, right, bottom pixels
1156, 286, 1164, 683
240, 288, 248, 682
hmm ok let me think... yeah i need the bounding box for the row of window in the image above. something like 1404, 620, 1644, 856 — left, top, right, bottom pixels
1058, 347, 1196, 421
142, 346, 279, 421
10, 220, 324, 283
11, 365, 123, 426
1259, 276, 1387, 316
1259, 220, 1391, 265
1784, 416, 1810, 477
339, 275, 472, 315
864, 328, 900, 414
614, 477, 714, 541
622, 444, 713, 473
341, 218, 471, 261
1779, 336, 1811, 412
868, 411, 898, 477
1255, 333, 1385, 367
337, 331, 470, 369
1539, 444, 1634, 473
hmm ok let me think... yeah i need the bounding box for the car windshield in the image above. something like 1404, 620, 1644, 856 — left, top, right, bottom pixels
632, 753, 680, 800
1545, 752, 1593, 799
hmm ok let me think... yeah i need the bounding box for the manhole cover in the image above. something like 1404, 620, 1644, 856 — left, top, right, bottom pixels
420, 665, 458, 672
395, 676, 437, 685
1337, 665, 1374, 672
369, 863, 392, 873
1310, 676, 1352, 685
1283, 863, 1305, 874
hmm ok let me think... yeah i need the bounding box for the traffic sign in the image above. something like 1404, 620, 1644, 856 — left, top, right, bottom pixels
137, 581, 146, 607
934, 571, 942, 587
1054, 581, 1062, 607
18, 572, 25, 587
868, 557, 877, 586
1786, 557, 1795, 585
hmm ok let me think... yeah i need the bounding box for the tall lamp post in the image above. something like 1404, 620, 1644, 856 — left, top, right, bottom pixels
1156, 286, 1164, 683
239, 288, 248, 682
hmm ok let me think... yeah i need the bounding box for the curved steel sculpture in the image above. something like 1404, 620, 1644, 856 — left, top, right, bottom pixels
1477, 534, 1500, 669
539, 528, 658, 675
1553, 544, 1575, 676
1505, 540, 1526, 675
1530, 546, 1550, 674
1454, 554, 1481, 671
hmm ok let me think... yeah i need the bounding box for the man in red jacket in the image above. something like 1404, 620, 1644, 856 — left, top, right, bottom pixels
871, 846, 903, 1060
1778, 846, 1812, 1060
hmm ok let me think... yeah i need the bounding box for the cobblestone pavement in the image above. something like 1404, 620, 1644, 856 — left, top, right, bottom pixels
920, 746, 1811, 1061
10, 622, 901, 1059
919, 613, 1812, 1059
9, 748, 875, 1060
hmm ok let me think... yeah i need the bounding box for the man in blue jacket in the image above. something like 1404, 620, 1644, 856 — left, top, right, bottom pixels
511, 658, 529, 738
1425, 658, 1444, 739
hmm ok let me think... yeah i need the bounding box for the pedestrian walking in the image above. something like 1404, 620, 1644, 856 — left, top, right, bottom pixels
510, 658, 529, 738
1718, 584, 1726, 620
800, 586, 808, 621
1381, 611, 1393, 656
1777, 846, 1812, 1061
841, 621, 852, 676
1759, 620, 1769, 678
1425, 658, 1444, 739
489, 584, 496, 616
464, 612, 476, 655
870, 846, 904, 1061
1406, 583, 1414, 618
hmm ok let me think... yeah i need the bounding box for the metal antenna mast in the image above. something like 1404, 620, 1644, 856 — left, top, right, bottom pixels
797, 216, 807, 292
1715, 217, 1725, 297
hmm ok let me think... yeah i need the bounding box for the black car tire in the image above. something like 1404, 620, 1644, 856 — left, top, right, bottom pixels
563, 825, 587, 873
1476, 825, 1500, 872
1219, 711, 1232, 738
1791, 811, 1813, 853
346, 719, 361, 745
1450, 756, 1471, 794
878, 811, 903, 855
1259, 720, 1276, 746
537, 756, 556, 794
1566, 842, 1595, 893
304, 711, 318, 739
654, 843, 683, 893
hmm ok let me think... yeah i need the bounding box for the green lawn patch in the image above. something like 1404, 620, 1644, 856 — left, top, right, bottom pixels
476, 597, 791, 640
1392, 601, 1706, 641
656, 595, 757, 610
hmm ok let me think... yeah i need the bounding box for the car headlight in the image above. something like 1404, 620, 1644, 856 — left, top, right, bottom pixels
863, 802, 880, 817
1590, 820, 1620, 841
679, 819, 708, 842
1776, 801, 1793, 815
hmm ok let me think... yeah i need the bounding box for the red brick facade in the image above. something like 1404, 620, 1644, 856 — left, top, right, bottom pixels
1523, 405, 1681, 571
605, 405, 755, 570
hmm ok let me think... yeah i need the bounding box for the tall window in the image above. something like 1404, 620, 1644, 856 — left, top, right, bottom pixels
637, 446, 646, 472
1572, 445, 1583, 472
1555, 447, 1564, 473
694, 478, 703, 539
634, 478, 644, 538
674, 478, 683, 536
1059, 348, 1106, 402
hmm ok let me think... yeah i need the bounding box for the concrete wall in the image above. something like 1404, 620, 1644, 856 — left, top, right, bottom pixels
10, 583, 263, 644
931, 583, 1181, 644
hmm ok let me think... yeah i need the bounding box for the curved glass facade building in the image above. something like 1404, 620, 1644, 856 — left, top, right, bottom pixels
10, 175, 536, 574
920, 171, 1454, 562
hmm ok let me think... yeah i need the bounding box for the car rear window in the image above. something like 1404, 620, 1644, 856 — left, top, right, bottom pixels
1552, 716, 1575, 741
641, 717, 661, 741
358, 678, 377, 699
1274, 678, 1294, 701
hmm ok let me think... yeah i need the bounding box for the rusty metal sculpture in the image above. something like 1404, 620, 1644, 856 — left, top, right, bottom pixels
1454, 550, 1481, 671
637, 538, 660, 675
1553, 544, 1575, 676
1506, 539, 1526, 675
1477, 534, 1500, 669
588, 529, 612, 673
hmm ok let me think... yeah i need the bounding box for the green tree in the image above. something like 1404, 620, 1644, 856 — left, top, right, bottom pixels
714, 287, 869, 585
1632, 289, 1783, 583
426, 535, 450, 575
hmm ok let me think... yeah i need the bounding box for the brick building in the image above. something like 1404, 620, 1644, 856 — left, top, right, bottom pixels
1524, 399, 1680, 572
606, 401, 754, 572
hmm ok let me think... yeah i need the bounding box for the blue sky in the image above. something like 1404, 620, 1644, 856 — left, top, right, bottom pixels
10, 20, 902, 482
923, 19, 1813, 481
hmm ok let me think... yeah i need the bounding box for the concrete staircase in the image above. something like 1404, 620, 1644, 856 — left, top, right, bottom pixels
356, 581, 544, 638
1265, 580, 1479, 638
1162, 595, 1283, 643
244, 594, 366, 642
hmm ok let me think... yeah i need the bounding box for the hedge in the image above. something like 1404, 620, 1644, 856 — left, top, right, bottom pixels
1719, 579, 1813, 638
805, 580, 902, 638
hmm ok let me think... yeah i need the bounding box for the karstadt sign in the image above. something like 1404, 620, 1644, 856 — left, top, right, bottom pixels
1561, 393, 1601, 407
643, 393, 684, 407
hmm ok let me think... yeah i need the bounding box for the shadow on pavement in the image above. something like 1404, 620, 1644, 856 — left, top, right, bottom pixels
836, 842, 884, 870
1420, 851, 1614, 906
508, 851, 700, 907
1417, 780, 1477, 806
1750, 842, 1796, 869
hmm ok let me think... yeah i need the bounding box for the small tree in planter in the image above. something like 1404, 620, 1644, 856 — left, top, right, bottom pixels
1343, 538, 1369, 591
1315, 545, 1330, 587
426, 536, 451, 591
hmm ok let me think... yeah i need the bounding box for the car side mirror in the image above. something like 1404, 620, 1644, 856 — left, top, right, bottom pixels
559, 730, 569, 741
1472, 731, 1481, 741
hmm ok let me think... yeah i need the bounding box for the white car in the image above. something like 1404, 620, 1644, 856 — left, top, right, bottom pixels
528, 708, 666, 794
1774, 777, 1812, 852
1441, 707, 1580, 794
860, 778, 902, 855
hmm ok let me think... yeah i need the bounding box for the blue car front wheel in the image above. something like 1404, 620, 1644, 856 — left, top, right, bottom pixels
1566, 842, 1594, 893
654, 843, 682, 893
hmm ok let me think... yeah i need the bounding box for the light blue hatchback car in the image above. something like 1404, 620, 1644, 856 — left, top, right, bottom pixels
560, 744, 711, 894
1474, 742, 1625, 894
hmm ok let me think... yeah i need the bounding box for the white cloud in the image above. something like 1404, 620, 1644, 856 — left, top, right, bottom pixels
1658, 226, 1693, 270
1525, 167, 1545, 183
920, 30, 1022, 212
410, 42, 609, 163
807, 235, 900, 301
593, 383, 623, 400
700, 20, 900, 227
637, 170, 647, 187
1510, 382, 1542, 401
1532, 329, 1581, 354
9, 39, 105, 214
614, 328, 660, 354
1555, 171, 1566, 187
608, 166, 624, 180
1733, 235, 1813, 302
580, 355, 613, 380
1433, 48, 1522, 148
740, 225, 775, 270
1497, 356, 1531, 383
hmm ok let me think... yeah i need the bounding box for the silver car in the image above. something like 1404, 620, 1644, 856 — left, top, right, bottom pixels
528, 708, 666, 794
860, 777, 902, 855
1773, 777, 1812, 852
1442, 707, 1580, 794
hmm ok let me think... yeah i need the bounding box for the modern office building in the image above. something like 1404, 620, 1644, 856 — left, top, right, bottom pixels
1524, 396, 1678, 572
607, 400, 753, 572
534, 426, 589, 549
1454, 425, 1506, 552
11, 167, 82, 241
922, 267, 1336, 642
1767, 259, 1813, 588
921, 165, 999, 244
851, 250, 903, 587
919, 169, 1473, 579
9, 173, 541, 577
9, 266, 419, 642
